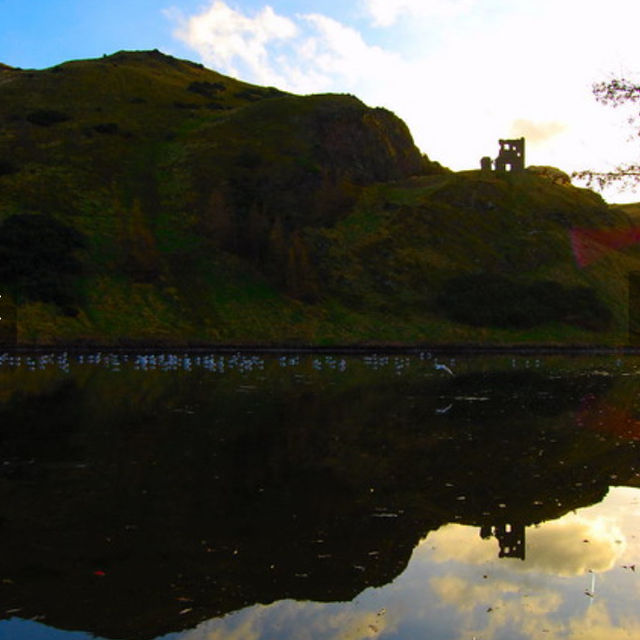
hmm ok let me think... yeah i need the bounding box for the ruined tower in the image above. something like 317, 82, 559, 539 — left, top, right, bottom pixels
480, 522, 526, 560
494, 137, 525, 172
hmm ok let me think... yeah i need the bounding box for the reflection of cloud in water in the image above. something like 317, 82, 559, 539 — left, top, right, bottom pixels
567, 601, 640, 640
430, 575, 640, 640
422, 525, 496, 565
183, 613, 261, 640
430, 574, 565, 640
430, 576, 640, 640
425, 514, 625, 576
430, 574, 524, 611
179, 601, 397, 640
527, 517, 625, 576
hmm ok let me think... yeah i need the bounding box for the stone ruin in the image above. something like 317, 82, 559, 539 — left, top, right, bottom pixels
481, 137, 525, 173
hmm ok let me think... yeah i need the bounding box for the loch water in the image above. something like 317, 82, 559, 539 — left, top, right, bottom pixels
1, 351, 640, 640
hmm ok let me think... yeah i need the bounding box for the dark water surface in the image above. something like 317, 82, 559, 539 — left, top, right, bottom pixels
0, 352, 639, 640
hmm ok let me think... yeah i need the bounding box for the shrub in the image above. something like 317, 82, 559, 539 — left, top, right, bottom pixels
438, 273, 611, 331
205, 102, 230, 111
234, 87, 285, 102
0, 160, 18, 177
0, 214, 85, 314
187, 81, 226, 97
92, 122, 119, 134
26, 109, 70, 126
173, 101, 200, 110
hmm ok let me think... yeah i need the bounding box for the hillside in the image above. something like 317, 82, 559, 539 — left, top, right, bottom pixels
1, 50, 639, 347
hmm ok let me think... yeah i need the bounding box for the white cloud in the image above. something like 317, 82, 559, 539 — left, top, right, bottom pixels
299, 14, 398, 85
169, 2, 298, 85
363, 0, 475, 27
169, 1, 403, 95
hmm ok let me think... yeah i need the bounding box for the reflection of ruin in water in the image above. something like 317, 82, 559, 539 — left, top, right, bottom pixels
480, 522, 526, 560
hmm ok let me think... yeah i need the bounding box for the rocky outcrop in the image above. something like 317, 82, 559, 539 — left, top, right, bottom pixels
527, 165, 572, 185
187, 93, 428, 237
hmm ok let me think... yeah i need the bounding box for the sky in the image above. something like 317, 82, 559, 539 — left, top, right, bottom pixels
3, 0, 640, 202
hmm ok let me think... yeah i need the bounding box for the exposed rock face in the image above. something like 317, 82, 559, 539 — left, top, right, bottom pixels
527, 165, 572, 185
188, 94, 428, 236
312, 103, 425, 182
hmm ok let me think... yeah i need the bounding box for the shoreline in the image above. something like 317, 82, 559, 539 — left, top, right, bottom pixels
1, 342, 638, 355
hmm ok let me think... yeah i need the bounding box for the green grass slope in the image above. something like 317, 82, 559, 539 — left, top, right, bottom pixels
0, 50, 637, 346
305, 171, 640, 345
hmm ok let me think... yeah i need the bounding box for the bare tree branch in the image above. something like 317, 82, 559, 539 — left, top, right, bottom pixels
573, 165, 640, 190
593, 78, 640, 106
574, 78, 640, 190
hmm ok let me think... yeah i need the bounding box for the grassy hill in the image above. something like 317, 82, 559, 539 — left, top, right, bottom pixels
1, 50, 639, 347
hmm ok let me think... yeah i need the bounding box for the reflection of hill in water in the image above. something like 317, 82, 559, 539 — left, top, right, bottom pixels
0, 362, 638, 639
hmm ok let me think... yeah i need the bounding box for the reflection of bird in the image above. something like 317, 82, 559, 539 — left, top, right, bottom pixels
435, 403, 453, 414
585, 570, 596, 605
434, 360, 454, 375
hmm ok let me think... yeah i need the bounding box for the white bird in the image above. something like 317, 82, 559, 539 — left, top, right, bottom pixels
434, 360, 454, 375
435, 403, 453, 414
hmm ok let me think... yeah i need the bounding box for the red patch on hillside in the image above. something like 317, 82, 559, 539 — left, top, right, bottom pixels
570, 227, 640, 267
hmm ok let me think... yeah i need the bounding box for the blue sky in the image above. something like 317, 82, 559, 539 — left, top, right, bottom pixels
0, 1, 363, 70
0, 0, 197, 68
3, 0, 640, 201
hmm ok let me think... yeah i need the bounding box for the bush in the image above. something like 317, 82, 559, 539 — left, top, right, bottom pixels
205, 102, 230, 111
173, 101, 200, 110
26, 109, 70, 126
234, 87, 285, 102
0, 160, 18, 177
438, 273, 611, 331
0, 214, 85, 314
187, 81, 226, 97
92, 122, 119, 134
